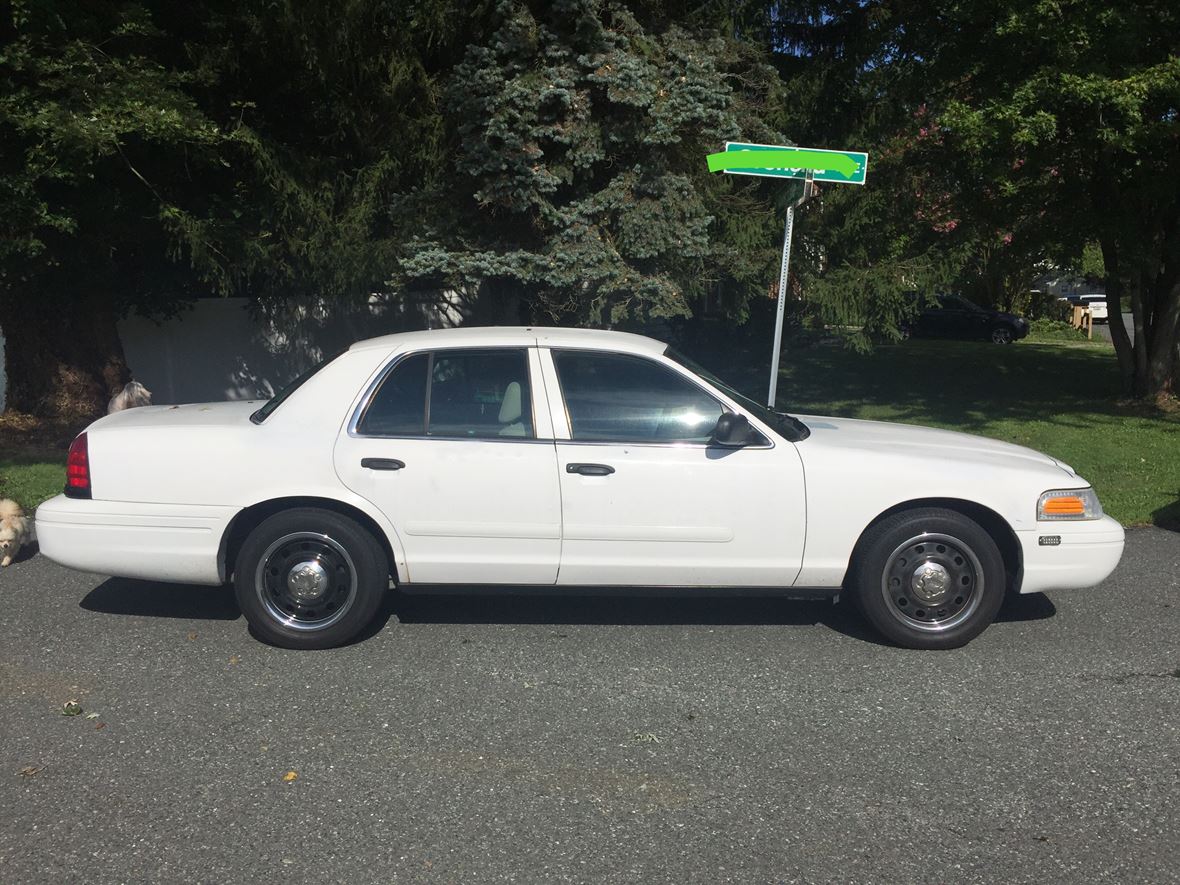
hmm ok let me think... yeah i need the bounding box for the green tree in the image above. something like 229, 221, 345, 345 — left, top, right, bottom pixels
0, 0, 483, 418
393, 0, 786, 326
766, 1, 1180, 395
0, 0, 221, 416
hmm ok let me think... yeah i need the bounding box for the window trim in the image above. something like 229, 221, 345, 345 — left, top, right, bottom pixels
348, 346, 546, 443
548, 347, 773, 449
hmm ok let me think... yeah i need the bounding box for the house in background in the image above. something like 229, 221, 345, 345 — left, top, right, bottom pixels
0, 290, 468, 411
1031, 271, 1105, 300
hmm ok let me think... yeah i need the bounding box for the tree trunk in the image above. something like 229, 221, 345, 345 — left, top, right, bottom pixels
1101, 237, 1137, 394
1128, 274, 1150, 397
1150, 214, 1180, 398
0, 292, 131, 420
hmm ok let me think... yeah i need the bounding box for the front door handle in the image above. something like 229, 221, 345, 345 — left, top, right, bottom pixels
361, 457, 405, 471
566, 462, 614, 476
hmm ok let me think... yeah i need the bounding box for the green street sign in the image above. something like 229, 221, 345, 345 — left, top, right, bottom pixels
707, 142, 869, 185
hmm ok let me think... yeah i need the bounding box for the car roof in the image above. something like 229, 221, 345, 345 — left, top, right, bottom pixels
348, 325, 669, 356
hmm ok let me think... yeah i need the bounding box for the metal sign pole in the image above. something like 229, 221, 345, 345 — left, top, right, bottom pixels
767, 206, 795, 407
767, 173, 815, 408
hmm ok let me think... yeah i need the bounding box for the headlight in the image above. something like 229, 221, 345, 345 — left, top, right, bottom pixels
1037, 488, 1103, 520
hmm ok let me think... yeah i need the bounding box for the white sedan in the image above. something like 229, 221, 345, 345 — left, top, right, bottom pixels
37, 327, 1124, 650
1079, 294, 1109, 322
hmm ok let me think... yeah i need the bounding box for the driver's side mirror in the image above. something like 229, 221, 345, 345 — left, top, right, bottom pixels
710, 412, 753, 448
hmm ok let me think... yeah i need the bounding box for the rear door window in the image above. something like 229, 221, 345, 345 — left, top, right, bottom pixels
357, 349, 534, 439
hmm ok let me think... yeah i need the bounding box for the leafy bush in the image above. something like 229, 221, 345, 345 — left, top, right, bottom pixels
1025, 291, 1073, 321
1025, 318, 1091, 342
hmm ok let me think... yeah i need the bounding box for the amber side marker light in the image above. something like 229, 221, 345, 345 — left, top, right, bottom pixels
1042, 496, 1085, 516
1037, 488, 1102, 520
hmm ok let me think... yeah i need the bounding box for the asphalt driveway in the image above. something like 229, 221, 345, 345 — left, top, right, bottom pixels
1, 529, 1177, 883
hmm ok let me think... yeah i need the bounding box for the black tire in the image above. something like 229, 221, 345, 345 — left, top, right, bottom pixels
847, 507, 1006, 649
234, 508, 389, 649
991, 325, 1014, 344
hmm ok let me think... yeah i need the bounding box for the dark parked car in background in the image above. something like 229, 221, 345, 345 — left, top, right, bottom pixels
906, 294, 1030, 344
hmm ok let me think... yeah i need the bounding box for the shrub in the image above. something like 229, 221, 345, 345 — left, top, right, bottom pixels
1025, 318, 1090, 342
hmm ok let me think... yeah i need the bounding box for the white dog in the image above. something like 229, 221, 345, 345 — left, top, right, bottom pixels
0, 499, 32, 567
108, 381, 153, 414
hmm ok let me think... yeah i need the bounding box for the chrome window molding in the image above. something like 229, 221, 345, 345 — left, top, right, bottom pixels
553, 437, 770, 450
349, 432, 557, 445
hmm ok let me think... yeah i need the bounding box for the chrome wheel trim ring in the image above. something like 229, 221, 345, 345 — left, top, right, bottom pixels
255, 531, 358, 633
880, 532, 984, 633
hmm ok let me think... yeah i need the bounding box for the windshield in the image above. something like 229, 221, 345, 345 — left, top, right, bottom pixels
664, 347, 809, 442
250, 352, 341, 424
940, 295, 982, 311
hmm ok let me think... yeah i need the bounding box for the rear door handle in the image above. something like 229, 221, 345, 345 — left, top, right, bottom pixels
566, 462, 614, 476
361, 457, 405, 471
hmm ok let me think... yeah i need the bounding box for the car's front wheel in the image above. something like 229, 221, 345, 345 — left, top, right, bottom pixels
991, 325, 1014, 344
848, 508, 1006, 649
234, 508, 389, 649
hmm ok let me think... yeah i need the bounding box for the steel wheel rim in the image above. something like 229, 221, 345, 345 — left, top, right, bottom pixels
255, 532, 357, 633
880, 532, 983, 633
992, 328, 1011, 344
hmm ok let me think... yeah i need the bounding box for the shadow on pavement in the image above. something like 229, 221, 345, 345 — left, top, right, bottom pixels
81, 577, 241, 620
388, 589, 1057, 645
10, 540, 39, 566
78, 579, 1058, 647
1151, 494, 1180, 533
996, 591, 1056, 622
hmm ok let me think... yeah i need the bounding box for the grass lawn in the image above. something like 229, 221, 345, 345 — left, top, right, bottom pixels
0, 418, 74, 514
0, 453, 63, 512
704, 336, 1178, 527
1, 337, 1177, 527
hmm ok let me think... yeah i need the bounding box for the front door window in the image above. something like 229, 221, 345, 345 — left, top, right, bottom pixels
551, 350, 721, 443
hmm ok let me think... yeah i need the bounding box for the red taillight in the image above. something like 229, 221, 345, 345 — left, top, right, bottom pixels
65, 432, 91, 499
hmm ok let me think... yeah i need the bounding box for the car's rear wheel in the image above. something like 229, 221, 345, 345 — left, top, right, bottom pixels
234, 508, 388, 649
848, 508, 1006, 649
991, 326, 1014, 344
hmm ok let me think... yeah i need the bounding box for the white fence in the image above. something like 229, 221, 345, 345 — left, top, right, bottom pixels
1, 292, 467, 410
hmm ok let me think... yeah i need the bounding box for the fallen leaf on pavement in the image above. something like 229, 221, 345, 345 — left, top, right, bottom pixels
282, 770, 298, 782
19, 766, 40, 777
187, 631, 198, 641
85, 712, 99, 719
61, 700, 82, 716
229, 655, 240, 665
95, 722, 106, 731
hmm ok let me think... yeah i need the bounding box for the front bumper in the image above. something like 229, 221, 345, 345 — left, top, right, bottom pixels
1016, 515, 1125, 594
36, 494, 237, 585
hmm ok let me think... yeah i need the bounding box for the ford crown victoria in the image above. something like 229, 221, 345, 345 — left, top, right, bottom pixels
37, 327, 1124, 649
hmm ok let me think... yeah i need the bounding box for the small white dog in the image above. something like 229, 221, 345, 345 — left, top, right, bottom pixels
0, 499, 32, 567
108, 381, 153, 414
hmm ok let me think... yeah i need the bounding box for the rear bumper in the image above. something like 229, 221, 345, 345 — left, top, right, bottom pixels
1016, 515, 1124, 594
35, 495, 237, 585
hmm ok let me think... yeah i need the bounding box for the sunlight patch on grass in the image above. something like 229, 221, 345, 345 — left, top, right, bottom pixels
767, 340, 1178, 527
0, 455, 64, 513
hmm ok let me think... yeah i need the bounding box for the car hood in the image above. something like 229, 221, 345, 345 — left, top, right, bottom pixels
89, 400, 261, 431
795, 414, 1077, 478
